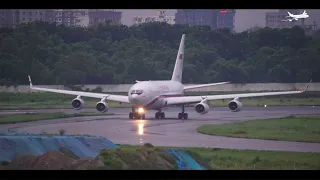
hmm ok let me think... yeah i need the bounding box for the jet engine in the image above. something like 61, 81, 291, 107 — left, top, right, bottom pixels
228, 98, 243, 112
71, 97, 84, 110
195, 102, 210, 115
96, 100, 108, 113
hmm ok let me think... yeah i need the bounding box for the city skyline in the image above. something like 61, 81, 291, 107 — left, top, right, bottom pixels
120, 9, 278, 32
2, 9, 318, 32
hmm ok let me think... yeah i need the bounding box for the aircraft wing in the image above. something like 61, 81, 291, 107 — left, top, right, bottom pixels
167, 80, 312, 105
183, 81, 230, 91
27, 76, 130, 103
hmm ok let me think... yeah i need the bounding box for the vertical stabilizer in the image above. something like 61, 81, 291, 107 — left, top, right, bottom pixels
171, 34, 185, 82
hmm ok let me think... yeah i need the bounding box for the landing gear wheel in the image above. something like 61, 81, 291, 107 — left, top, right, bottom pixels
160, 112, 165, 119
130, 106, 137, 119
178, 113, 188, 120
183, 113, 188, 120
129, 112, 134, 119
155, 112, 165, 119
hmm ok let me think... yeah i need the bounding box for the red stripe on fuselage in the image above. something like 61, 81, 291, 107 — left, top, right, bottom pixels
144, 94, 183, 108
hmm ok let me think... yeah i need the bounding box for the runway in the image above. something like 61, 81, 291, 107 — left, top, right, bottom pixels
1, 106, 320, 152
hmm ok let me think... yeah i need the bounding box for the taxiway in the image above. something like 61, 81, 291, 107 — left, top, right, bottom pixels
1, 106, 320, 152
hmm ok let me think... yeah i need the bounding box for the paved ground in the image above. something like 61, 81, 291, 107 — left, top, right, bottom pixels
1, 106, 320, 152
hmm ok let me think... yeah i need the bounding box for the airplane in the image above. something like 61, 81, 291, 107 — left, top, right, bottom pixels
282, 10, 309, 21
27, 34, 312, 120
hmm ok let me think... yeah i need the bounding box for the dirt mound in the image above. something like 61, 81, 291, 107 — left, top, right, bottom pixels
100, 146, 178, 170
68, 156, 105, 170
4, 150, 104, 170
3, 144, 180, 170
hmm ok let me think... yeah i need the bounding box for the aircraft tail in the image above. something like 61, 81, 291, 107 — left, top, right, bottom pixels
287, 11, 293, 16
171, 34, 185, 82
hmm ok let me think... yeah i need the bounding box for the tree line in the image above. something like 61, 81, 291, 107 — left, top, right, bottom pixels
0, 21, 319, 86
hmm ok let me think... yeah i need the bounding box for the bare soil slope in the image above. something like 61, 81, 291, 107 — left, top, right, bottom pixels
2, 144, 178, 170
3, 150, 104, 170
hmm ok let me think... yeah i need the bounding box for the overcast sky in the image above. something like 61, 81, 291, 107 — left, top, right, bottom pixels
120, 9, 278, 32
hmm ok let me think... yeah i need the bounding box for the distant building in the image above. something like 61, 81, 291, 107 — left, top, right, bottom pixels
88, 9, 122, 26
0, 10, 15, 28
74, 11, 89, 27
53, 9, 76, 26
54, 9, 121, 27
133, 10, 175, 25
0, 9, 122, 28
175, 9, 217, 29
0, 9, 54, 28
55, 9, 89, 27
216, 9, 236, 30
175, 9, 236, 31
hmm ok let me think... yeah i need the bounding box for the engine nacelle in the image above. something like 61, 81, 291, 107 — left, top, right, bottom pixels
96, 101, 108, 113
195, 103, 210, 115
71, 97, 84, 110
228, 99, 243, 112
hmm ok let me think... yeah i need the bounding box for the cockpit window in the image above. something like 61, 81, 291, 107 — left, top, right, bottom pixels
130, 90, 144, 95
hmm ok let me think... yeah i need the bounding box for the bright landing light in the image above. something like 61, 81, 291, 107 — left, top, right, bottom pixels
138, 107, 144, 114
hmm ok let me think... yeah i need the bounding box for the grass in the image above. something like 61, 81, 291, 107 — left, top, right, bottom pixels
0, 112, 113, 124
184, 147, 320, 170
99, 144, 179, 170
117, 145, 320, 170
0, 92, 319, 110
197, 116, 320, 143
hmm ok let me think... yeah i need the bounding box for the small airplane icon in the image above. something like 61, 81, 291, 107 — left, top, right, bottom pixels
282, 10, 309, 22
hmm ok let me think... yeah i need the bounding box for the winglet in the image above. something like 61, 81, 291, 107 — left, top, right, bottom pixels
301, 79, 312, 92
28, 75, 33, 88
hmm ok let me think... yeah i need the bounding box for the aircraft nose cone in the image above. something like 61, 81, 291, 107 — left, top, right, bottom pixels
130, 94, 140, 104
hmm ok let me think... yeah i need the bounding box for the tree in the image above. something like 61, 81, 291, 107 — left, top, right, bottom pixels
0, 22, 318, 85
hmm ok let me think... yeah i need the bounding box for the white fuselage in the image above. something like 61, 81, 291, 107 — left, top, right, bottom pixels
128, 80, 184, 110
289, 14, 309, 19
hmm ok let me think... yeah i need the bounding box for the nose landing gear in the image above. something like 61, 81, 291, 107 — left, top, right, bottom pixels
129, 112, 145, 119
129, 107, 145, 119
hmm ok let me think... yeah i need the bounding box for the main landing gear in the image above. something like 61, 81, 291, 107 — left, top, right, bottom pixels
178, 105, 188, 120
155, 111, 165, 119
129, 107, 145, 119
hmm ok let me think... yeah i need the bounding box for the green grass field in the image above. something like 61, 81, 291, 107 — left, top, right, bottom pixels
0, 112, 113, 124
0, 92, 319, 110
197, 116, 320, 143
118, 145, 320, 170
